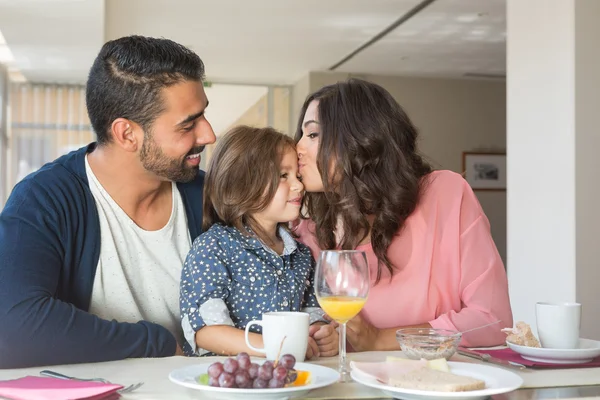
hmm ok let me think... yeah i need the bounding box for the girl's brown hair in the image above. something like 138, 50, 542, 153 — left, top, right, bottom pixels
203, 125, 296, 245
295, 78, 432, 283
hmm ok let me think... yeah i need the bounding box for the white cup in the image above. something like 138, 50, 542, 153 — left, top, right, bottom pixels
535, 302, 581, 349
244, 311, 309, 362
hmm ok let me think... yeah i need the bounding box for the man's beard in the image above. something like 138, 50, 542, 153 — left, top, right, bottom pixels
139, 132, 203, 183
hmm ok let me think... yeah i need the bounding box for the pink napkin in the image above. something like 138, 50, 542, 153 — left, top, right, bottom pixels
0, 376, 122, 400
472, 348, 600, 369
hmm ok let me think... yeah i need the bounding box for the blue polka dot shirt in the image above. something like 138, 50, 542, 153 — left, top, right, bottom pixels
179, 223, 322, 356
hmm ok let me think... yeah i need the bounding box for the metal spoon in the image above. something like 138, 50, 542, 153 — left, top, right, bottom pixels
460, 320, 502, 334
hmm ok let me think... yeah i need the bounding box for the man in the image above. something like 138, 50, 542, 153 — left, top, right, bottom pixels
0, 35, 216, 368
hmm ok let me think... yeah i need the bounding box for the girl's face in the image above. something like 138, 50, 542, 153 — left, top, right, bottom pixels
252, 147, 304, 229
296, 100, 324, 192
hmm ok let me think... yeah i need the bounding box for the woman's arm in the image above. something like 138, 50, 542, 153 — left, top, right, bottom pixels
345, 180, 512, 350
428, 214, 513, 346
344, 316, 431, 352
371, 323, 432, 351
426, 180, 513, 347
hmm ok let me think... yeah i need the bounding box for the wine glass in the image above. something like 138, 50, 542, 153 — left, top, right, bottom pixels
315, 250, 370, 383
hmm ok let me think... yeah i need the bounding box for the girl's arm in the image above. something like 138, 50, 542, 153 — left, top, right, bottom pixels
195, 326, 264, 357
180, 227, 260, 355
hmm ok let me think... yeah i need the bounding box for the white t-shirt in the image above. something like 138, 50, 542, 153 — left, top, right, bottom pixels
85, 156, 191, 343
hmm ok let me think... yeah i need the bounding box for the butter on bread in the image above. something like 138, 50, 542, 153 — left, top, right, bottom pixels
386, 355, 450, 372
502, 321, 541, 347
390, 367, 486, 392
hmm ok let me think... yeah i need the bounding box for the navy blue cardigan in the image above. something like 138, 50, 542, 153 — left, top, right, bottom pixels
0, 144, 204, 368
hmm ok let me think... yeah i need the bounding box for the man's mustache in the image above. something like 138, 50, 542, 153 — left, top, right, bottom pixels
186, 146, 205, 157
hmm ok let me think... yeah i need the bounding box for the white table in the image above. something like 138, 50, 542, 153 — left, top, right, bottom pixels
1, 351, 600, 399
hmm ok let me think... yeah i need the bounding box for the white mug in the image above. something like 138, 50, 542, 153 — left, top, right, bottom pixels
535, 302, 581, 349
244, 311, 309, 361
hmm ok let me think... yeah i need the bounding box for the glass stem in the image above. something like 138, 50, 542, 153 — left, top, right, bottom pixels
339, 322, 350, 382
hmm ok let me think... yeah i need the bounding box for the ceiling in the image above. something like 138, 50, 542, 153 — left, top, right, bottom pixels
0, 0, 104, 83
0, 0, 506, 85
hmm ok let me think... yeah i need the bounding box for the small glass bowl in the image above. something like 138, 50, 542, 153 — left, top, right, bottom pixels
396, 328, 462, 360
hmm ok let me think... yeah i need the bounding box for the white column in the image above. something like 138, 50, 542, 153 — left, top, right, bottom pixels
507, 0, 600, 339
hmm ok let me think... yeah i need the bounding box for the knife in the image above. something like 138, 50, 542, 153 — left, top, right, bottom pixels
457, 348, 526, 370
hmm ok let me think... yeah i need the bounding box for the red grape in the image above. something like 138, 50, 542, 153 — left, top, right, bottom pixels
248, 363, 259, 379
223, 358, 239, 374
204, 354, 303, 391
273, 365, 288, 381
258, 364, 274, 380
268, 378, 285, 388
237, 354, 251, 370
207, 362, 224, 378
208, 376, 220, 387
286, 368, 298, 384
252, 378, 268, 388
279, 354, 296, 369
235, 370, 251, 388
218, 372, 236, 388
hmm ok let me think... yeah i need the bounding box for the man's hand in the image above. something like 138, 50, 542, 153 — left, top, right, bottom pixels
309, 323, 338, 357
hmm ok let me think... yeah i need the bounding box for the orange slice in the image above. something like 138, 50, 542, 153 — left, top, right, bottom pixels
287, 370, 312, 387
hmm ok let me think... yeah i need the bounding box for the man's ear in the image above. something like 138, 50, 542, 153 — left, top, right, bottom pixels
110, 118, 141, 152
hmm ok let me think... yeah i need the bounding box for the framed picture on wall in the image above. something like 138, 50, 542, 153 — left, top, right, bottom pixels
462, 152, 506, 191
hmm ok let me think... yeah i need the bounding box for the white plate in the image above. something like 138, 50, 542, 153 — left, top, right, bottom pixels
350, 362, 523, 400
507, 338, 600, 364
169, 361, 339, 399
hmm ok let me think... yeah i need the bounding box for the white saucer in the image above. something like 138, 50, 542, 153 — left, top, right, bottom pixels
507, 338, 600, 364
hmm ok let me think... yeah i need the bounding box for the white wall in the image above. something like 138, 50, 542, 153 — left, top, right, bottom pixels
205, 84, 268, 137
574, 0, 600, 340
306, 71, 507, 263
507, 0, 600, 339
291, 74, 310, 136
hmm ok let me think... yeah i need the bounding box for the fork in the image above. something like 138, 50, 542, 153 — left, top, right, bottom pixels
40, 370, 144, 394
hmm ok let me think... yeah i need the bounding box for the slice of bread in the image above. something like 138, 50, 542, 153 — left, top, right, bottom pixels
389, 367, 486, 392
502, 321, 541, 347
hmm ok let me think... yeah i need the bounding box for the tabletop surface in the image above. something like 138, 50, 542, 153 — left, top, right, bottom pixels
1, 351, 599, 399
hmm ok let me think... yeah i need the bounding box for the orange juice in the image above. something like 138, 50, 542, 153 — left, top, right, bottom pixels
318, 296, 366, 323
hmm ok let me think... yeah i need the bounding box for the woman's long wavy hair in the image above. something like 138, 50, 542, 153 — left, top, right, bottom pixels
295, 78, 432, 283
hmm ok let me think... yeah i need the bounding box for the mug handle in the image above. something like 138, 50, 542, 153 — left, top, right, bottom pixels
244, 320, 266, 354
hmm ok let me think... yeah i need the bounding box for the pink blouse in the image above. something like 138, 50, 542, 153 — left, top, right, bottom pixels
295, 170, 513, 347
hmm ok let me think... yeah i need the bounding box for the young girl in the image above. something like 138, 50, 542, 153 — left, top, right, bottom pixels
179, 125, 337, 358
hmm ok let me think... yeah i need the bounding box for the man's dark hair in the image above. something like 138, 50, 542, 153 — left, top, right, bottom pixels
86, 35, 205, 144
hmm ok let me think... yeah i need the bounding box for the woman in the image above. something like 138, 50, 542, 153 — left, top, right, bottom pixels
294, 78, 513, 350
